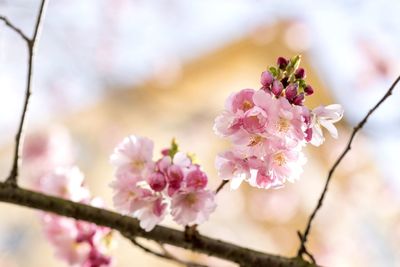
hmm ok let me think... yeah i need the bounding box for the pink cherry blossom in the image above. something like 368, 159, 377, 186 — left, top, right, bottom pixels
21, 127, 74, 190
22, 130, 114, 267
171, 189, 216, 226
214, 55, 344, 190
213, 111, 241, 137
225, 88, 255, 113
110, 135, 154, 176
110, 136, 216, 231
215, 150, 251, 190
40, 167, 90, 202
110, 173, 153, 214
42, 212, 113, 267
267, 145, 306, 183
134, 196, 168, 231
248, 166, 284, 190
42, 214, 88, 266
242, 106, 269, 134
268, 97, 305, 143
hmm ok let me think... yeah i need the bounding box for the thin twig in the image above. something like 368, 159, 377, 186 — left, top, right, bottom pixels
215, 180, 229, 194
126, 236, 208, 267
0, 16, 30, 42
4, 0, 48, 186
297, 74, 400, 259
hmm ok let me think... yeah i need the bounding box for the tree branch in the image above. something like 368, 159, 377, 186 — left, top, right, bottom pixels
125, 236, 208, 267
297, 74, 400, 258
0, 181, 315, 267
4, 0, 48, 186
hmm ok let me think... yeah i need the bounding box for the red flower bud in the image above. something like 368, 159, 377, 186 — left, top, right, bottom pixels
285, 84, 298, 101
260, 71, 273, 87
295, 68, 305, 79
292, 92, 305, 105
271, 80, 283, 97
304, 85, 314, 95
277, 57, 288, 69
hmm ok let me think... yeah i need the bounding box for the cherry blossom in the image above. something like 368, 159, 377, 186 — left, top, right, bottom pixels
310, 104, 344, 146
42, 213, 113, 267
171, 189, 216, 225
214, 55, 343, 190
40, 167, 90, 202
38, 169, 114, 267
110, 137, 216, 231
110, 135, 154, 177
22, 131, 114, 267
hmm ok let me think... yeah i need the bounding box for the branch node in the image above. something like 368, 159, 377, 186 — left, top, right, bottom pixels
184, 224, 200, 242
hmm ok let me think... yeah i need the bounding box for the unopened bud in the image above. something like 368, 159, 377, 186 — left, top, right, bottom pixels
149, 172, 167, 192
295, 68, 305, 79
285, 84, 298, 101
304, 85, 314, 96
277, 57, 288, 70
260, 71, 273, 87
292, 93, 305, 105
271, 80, 283, 97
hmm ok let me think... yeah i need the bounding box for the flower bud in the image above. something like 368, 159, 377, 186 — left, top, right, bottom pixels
295, 68, 305, 79
304, 85, 314, 95
271, 80, 283, 96
292, 92, 305, 105
277, 57, 288, 69
285, 84, 298, 101
149, 171, 167, 192
260, 71, 273, 87
186, 167, 208, 190
161, 148, 170, 156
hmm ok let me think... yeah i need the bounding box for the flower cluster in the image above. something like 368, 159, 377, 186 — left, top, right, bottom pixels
22, 130, 113, 267
214, 55, 344, 190
40, 168, 114, 267
110, 136, 216, 231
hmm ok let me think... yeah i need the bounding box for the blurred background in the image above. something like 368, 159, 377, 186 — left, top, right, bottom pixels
1, 0, 400, 266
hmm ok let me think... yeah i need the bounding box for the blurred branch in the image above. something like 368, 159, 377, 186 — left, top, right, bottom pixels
2, 0, 48, 186
125, 235, 208, 267
0, 181, 315, 267
297, 74, 400, 259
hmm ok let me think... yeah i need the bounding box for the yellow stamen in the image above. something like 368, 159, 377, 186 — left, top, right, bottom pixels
186, 193, 197, 207
242, 100, 253, 111
273, 152, 286, 166
131, 160, 145, 170
277, 117, 290, 133
249, 135, 263, 146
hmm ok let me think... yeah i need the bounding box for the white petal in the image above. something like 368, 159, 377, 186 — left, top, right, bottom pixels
310, 124, 324, 146
230, 173, 245, 190
320, 120, 339, 138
